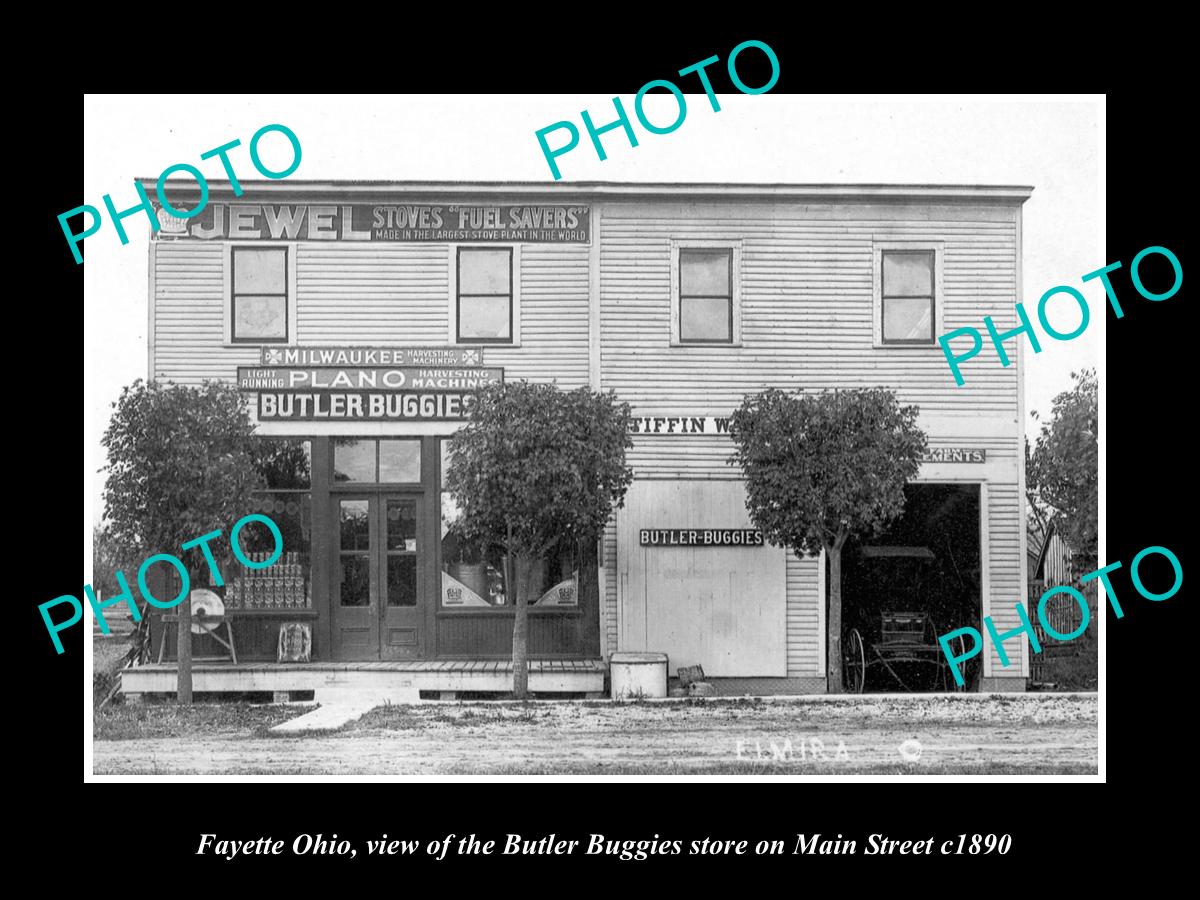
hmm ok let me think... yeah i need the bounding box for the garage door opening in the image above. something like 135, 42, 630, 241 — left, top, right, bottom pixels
835, 483, 982, 692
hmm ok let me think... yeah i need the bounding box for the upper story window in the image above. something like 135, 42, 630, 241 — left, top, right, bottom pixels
680, 250, 733, 342
231, 247, 288, 343
873, 241, 944, 347
223, 243, 296, 345
456, 248, 513, 344
671, 240, 742, 346
881, 250, 935, 343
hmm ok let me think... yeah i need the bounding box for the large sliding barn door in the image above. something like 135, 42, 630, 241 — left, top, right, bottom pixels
616, 480, 787, 677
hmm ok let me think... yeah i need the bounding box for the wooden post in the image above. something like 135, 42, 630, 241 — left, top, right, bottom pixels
177, 588, 193, 705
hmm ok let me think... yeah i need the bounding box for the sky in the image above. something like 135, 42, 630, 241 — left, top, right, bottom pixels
83, 94, 1102, 529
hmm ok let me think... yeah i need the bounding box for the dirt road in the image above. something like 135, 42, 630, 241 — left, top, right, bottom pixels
92, 694, 1097, 775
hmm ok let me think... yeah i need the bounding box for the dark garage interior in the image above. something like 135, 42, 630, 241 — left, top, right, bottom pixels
837, 483, 982, 692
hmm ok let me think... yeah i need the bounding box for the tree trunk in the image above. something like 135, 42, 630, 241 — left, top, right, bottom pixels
826, 543, 843, 694
177, 570, 194, 705
511, 553, 532, 699
578, 539, 599, 649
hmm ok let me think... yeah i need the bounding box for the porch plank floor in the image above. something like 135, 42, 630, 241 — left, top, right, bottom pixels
129, 659, 607, 674
121, 658, 607, 698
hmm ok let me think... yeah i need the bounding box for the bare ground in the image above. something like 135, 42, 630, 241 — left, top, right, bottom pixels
93, 694, 1097, 775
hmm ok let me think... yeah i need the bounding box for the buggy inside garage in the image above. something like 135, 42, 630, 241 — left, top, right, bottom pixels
837, 483, 982, 692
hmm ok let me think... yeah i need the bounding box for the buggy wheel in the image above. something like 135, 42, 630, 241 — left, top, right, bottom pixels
843, 628, 866, 693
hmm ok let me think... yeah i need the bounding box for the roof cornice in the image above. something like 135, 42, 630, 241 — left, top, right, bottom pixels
136, 179, 1035, 205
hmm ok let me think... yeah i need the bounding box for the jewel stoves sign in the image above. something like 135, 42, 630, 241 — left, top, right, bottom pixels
157, 204, 591, 243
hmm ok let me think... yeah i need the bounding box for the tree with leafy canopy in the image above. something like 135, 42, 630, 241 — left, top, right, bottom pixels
92, 523, 140, 603
728, 387, 927, 692
1027, 369, 1097, 571
444, 381, 633, 698
101, 379, 263, 703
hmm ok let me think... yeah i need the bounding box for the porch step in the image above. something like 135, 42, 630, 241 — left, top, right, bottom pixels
312, 686, 421, 705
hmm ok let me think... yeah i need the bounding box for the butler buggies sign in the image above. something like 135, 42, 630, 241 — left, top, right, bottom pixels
243, 346, 503, 421
640, 529, 765, 547
258, 392, 478, 421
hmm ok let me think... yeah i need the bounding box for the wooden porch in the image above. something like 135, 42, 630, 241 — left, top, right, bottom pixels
120, 658, 607, 701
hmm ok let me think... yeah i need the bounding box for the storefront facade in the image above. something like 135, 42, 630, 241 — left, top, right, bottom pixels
141, 180, 1032, 694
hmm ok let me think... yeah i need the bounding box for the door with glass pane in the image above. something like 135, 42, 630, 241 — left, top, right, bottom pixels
380, 494, 423, 660
332, 493, 425, 661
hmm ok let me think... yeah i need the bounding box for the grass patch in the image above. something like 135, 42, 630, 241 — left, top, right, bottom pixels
93, 636, 134, 708
352, 704, 547, 731
94, 703, 298, 740
1039, 639, 1098, 691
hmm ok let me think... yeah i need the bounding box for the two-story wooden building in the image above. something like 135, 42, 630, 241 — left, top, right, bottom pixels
123, 180, 1033, 700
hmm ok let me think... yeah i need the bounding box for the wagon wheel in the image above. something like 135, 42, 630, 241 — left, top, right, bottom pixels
843, 628, 866, 693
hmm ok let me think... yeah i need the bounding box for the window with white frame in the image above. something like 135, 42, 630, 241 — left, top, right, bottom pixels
873, 241, 944, 347
225, 243, 296, 344
231, 247, 289, 343
671, 240, 742, 345
456, 247, 513, 343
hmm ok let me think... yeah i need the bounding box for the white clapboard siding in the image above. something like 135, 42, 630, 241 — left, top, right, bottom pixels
486, 244, 590, 386
599, 200, 1023, 680
153, 242, 258, 382
297, 244, 450, 343
153, 241, 590, 388
603, 518, 619, 655
616, 481, 787, 677
786, 552, 822, 676
599, 202, 1018, 414
986, 482, 1025, 672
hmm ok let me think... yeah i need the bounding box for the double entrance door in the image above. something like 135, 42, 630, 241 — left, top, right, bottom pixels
332, 492, 427, 660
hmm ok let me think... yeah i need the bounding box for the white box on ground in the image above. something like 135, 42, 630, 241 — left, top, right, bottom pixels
610, 652, 668, 700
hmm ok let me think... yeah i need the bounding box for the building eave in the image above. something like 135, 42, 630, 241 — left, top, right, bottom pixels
137, 179, 1035, 205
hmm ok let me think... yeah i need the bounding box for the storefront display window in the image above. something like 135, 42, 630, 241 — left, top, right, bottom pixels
438, 439, 578, 608
226, 439, 313, 609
